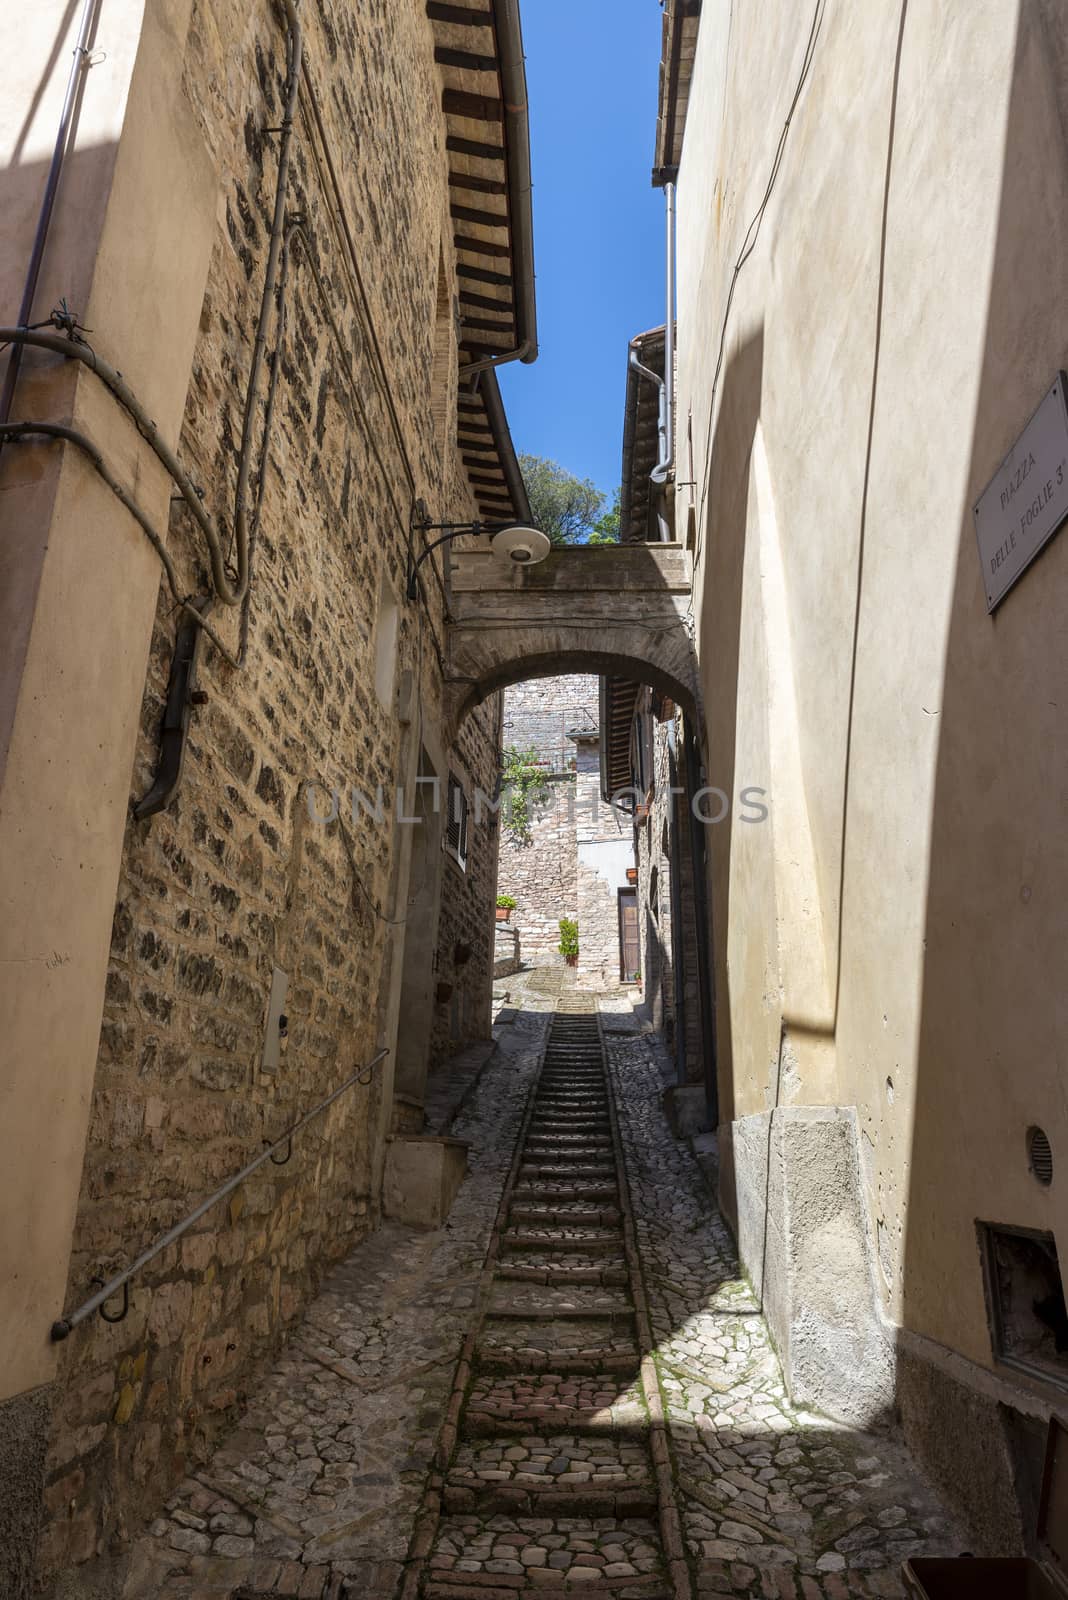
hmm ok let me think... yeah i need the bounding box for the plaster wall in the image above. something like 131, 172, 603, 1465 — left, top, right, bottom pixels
0, 0, 217, 1411
677, 0, 1068, 1531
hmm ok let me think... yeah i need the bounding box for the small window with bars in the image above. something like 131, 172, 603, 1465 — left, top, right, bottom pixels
445, 773, 469, 870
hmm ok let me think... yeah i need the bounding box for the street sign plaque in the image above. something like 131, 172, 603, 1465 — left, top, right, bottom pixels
973, 374, 1068, 612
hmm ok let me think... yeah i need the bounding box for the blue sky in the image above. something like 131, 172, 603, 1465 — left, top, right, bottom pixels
499, 0, 665, 501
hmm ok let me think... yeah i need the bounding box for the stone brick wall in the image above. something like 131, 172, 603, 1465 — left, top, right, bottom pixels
429, 696, 502, 1063
496, 677, 597, 968
497, 777, 577, 966
635, 713, 702, 1079
575, 738, 635, 989
500, 673, 599, 761
495, 677, 633, 984
38, 0, 501, 1577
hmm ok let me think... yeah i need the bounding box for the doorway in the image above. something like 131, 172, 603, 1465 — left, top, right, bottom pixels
618, 887, 640, 983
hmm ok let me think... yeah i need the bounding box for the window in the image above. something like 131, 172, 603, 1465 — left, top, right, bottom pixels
374, 578, 400, 712
979, 1222, 1068, 1389
444, 772, 469, 871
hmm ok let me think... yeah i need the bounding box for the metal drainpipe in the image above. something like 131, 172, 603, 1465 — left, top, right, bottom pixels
684, 720, 719, 1129
666, 728, 687, 1087
657, 180, 676, 482
0, 0, 100, 441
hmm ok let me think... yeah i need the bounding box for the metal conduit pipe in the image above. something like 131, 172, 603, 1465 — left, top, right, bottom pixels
626, 342, 671, 543
683, 722, 719, 1129
666, 729, 688, 1087
0, 0, 303, 609
653, 180, 676, 486
0, 420, 241, 664
0, 0, 100, 441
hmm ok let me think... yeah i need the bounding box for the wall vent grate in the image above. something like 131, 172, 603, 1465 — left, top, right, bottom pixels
1030, 1127, 1054, 1187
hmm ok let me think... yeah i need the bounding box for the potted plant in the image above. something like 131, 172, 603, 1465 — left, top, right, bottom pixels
558, 917, 579, 967
496, 893, 516, 922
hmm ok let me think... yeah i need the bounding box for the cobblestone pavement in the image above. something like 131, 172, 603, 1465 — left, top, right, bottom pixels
599, 997, 963, 1599
70, 1003, 553, 1600
57, 991, 963, 1599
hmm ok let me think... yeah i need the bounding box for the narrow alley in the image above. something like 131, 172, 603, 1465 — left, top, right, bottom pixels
4, 1, 1067, 1595
84, 981, 960, 1600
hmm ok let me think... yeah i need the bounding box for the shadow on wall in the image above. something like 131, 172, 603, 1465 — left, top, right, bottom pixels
901, 0, 1068, 1552
694, 326, 765, 1188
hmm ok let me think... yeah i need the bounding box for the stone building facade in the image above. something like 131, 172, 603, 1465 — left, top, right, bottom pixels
497, 675, 634, 983
0, 0, 535, 1589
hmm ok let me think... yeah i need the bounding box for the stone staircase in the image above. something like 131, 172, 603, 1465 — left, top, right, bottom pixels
409, 997, 686, 1600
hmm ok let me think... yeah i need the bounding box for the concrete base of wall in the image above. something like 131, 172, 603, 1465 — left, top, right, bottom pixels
663, 1084, 710, 1138
1, 1383, 52, 1600
895, 1342, 1025, 1555
383, 1136, 470, 1228
720, 1105, 894, 1426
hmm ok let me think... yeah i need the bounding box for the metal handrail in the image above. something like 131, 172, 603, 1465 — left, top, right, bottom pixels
50, 1047, 389, 1341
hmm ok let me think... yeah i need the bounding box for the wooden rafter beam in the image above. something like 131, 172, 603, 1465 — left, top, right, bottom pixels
442, 88, 503, 122
453, 232, 510, 259
435, 45, 498, 71
446, 134, 506, 161
450, 203, 510, 230
449, 172, 507, 196
457, 263, 512, 287
426, 3, 493, 25
460, 288, 514, 313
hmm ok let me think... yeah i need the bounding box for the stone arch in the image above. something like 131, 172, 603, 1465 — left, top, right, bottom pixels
446, 645, 700, 739
443, 542, 700, 739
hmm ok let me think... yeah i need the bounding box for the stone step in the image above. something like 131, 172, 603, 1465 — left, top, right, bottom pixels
501, 1229, 624, 1254
528, 1120, 611, 1135
476, 1319, 638, 1376
477, 1347, 639, 1377
518, 1158, 613, 1171
444, 1434, 656, 1518
427, 1515, 666, 1597
511, 1184, 618, 1203
487, 1287, 633, 1318
496, 1261, 629, 1289
479, 1314, 636, 1351
539, 1066, 604, 1076
463, 1373, 646, 1434
532, 1101, 609, 1114
533, 1091, 606, 1100
508, 1205, 621, 1228
518, 1163, 616, 1182
424, 1581, 670, 1599
529, 1106, 606, 1117
523, 1137, 612, 1152
539, 1063, 604, 1072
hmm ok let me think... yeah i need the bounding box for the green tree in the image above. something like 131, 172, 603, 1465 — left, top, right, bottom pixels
587, 487, 621, 545
519, 454, 618, 546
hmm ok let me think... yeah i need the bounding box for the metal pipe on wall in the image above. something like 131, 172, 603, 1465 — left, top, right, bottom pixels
0, 0, 100, 437
656, 180, 676, 483
666, 729, 687, 1087
684, 719, 719, 1128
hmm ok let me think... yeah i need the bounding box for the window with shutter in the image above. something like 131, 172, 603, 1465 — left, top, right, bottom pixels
445, 773, 469, 870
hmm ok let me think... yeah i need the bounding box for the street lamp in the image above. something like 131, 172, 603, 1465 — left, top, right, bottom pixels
406, 499, 551, 601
